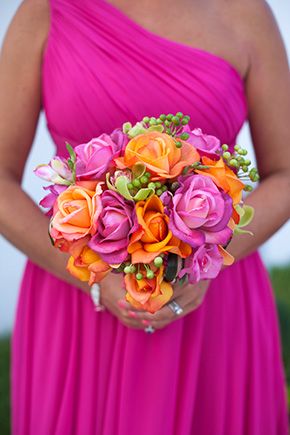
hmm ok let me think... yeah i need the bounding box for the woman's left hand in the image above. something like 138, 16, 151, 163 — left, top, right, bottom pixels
123, 279, 211, 330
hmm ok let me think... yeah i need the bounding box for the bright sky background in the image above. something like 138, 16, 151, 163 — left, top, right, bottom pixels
0, 0, 289, 334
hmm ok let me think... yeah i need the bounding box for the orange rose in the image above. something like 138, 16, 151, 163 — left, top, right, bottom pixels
67, 245, 111, 285
125, 265, 173, 313
115, 131, 200, 179
50, 183, 102, 242
195, 157, 245, 204
128, 195, 191, 263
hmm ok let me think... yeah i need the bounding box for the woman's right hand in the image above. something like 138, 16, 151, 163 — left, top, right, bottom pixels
97, 273, 145, 330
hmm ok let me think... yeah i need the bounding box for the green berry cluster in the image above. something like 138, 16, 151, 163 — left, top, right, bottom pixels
221, 144, 260, 191
123, 257, 164, 280
127, 171, 151, 191
142, 112, 191, 147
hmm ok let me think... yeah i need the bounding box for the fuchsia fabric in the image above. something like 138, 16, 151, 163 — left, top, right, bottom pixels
11, 0, 288, 433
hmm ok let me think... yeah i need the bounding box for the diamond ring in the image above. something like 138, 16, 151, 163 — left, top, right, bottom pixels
144, 325, 155, 334
168, 300, 183, 316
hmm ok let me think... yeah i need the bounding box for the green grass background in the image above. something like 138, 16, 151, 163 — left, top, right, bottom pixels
1, 266, 289, 434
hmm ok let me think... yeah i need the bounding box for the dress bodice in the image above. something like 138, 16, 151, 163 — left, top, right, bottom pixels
42, 0, 247, 155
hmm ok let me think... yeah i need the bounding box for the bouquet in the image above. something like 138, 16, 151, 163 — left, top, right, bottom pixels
35, 112, 259, 313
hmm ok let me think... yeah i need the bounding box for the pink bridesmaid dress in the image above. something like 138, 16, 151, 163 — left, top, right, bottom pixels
11, 0, 289, 433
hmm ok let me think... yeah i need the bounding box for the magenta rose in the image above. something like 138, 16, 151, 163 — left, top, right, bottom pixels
179, 244, 223, 284
75, 130, 128, 181
182, 127, 221, 158
89, 190, 138, 264
168, 174, 233, 247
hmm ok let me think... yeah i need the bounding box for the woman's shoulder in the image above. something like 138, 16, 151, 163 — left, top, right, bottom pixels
13, 0, 50, 54
217, 0, 288, 77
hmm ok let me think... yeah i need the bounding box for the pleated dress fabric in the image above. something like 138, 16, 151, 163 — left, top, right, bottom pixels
11, 0, 289, 434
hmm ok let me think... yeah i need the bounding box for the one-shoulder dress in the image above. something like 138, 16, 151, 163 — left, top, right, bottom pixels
11, 0, 289, 434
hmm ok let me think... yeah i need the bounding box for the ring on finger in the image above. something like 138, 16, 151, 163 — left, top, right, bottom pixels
144, 325, 155, 334
167, 300, 183, 316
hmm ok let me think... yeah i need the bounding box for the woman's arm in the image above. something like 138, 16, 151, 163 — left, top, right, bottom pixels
226, 0, 290, 260
0, 0, 96, 292
0, 0, 146, 329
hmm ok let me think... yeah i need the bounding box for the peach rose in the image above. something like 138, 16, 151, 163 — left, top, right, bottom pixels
50, 183, 103, 242
195, 157, 244, 205
128, 195, 192, 263
67, 246, 111, 285
125, 265, 173, 313
115, 131, 200, 179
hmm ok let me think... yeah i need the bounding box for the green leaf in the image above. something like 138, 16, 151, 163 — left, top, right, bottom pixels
67, 158, 74, 171
147, 125, 164, 133
235, 204, 255, 228
133, 188, 154, 201
65, 142, 76, 162
127, 122, 147, 138
132, 163, 146, 179
115, 176, 134, 200
164, 253, 178, 282
234, 227, 254, 236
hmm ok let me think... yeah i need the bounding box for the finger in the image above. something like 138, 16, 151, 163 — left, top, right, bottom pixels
117, 299, 146, 313
137, 304, 175, 323
118, 314, 145, 330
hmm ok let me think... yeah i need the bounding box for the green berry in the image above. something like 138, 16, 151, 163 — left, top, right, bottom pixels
124, 266, 132, 274
154, 256, 163, 267
176, 141, 182, 148
140, 175, 149, 184
161, 185, 167, 192
159, 114, 166, 121
133, 179, 141, 188
156, 189, 163, 196
172, 116, 180, 125
245, 185, 253, 192
142, 116, 149, 123
221, 144, 229, 151
234, 145, 240, 151
242, 165, 248, 173
145, 171, 151, 178
148, 182, 156, 189
164, 120, 171, 127
155, 182, 161, 188
136, 272, 143, 280
223, 151, 231, 160
146, 270, 155, 279
229, 159, 238, 167
166, 114, 173, 121
244, 159, 251, 166
127, 182, 133, 190
180, 132, 190, 140
176, 112, 183, 118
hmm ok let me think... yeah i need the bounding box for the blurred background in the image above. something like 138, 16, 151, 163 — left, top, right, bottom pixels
0, 0, 289, 433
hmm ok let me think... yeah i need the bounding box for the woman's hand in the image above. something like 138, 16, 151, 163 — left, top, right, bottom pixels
120, 279, 211, 331
98, 273, 147, 329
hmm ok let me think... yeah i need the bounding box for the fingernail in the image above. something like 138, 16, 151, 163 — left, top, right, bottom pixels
128, 310, 137, 318
142, 320, 149, 326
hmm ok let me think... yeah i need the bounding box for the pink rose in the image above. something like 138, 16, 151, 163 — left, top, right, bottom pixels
183, 127, 221, 158
75, 130, 128, 180
179, 244, 223, 283
169, 174, 233, 246
89, 190, 138, 264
